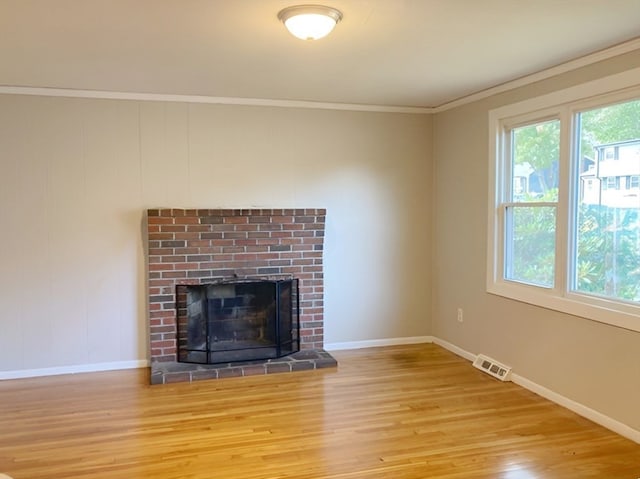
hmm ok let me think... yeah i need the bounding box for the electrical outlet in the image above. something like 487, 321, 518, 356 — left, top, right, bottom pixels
457, 308, 464, 323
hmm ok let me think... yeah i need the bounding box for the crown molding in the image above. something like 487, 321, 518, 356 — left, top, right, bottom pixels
0, 37, 638, 114
433, 36, 640, 113
0, 86, 433, 115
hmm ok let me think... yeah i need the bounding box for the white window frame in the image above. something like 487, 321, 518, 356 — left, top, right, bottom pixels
487, 67, 640, 333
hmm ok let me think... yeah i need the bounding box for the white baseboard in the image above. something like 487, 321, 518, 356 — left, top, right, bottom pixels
2, 337, 638, 445
325, 335, 434, 351
0, 359, 149, 380
327, 335, 640, 443
431, 336, 476, 361
432, 337, 640, 445
510, 373, 640, 444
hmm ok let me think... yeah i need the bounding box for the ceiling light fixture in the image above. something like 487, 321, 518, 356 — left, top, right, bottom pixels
277, 5, 343, 41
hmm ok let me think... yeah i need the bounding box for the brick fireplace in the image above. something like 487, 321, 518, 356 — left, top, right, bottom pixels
146, 208, 337, 384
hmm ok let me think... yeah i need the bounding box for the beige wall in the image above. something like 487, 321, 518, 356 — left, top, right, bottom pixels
432, 50, 640, 431
0, 95, 433, 374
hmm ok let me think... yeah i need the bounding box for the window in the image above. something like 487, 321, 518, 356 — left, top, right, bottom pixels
505, 120, 559, 287
606, 176, 618, 190
574, 102, 640, 303
488, 70, 640, 333
604, 147, 616, 160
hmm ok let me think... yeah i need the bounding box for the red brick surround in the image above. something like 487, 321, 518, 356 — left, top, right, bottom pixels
146, 208, 330, 383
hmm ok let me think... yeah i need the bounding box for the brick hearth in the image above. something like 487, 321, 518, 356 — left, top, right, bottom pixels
146, 208, 336, 384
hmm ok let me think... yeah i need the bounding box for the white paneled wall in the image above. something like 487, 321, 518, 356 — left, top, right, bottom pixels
0, 94, 433, 376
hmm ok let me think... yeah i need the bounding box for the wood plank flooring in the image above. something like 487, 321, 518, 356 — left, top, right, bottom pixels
1, 344, 639, 478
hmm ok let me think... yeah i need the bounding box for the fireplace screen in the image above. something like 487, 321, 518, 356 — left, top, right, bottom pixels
176, 279, 299, 364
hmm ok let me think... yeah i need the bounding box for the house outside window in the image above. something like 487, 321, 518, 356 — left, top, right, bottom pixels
488, 71, 640, 333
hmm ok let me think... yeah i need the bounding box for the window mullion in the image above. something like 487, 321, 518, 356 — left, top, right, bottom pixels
554, 107, 572, 297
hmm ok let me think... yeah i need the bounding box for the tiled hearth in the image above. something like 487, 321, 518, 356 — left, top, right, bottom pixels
146, 208, 337, 384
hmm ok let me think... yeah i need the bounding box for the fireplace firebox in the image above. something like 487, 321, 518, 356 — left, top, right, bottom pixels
176, 279, 299, 364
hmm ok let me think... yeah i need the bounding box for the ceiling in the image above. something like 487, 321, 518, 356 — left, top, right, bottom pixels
1, 0, 640, 109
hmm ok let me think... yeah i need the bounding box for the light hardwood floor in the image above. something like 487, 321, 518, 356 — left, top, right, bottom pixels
1, 344, 639, 478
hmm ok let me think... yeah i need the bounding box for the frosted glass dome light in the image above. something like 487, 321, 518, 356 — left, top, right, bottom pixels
278, 5, 343, 41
